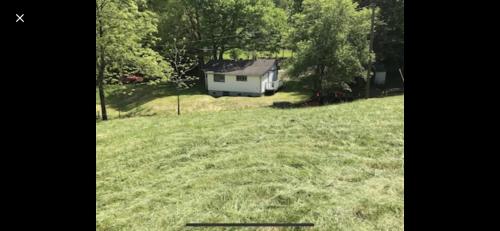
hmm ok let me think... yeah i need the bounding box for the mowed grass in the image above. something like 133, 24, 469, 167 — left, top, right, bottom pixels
96, 77, 310, 119
96, 95, 403, 230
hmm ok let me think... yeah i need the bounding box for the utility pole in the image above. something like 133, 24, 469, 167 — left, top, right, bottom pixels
177, 94, 180, 115
365, 0, 376, 99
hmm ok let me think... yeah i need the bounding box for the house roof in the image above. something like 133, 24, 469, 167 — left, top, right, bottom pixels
202, 59, 276, 76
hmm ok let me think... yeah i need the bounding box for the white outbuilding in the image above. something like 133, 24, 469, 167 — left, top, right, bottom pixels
374, 63, 387, 86
202, 59, 283, 97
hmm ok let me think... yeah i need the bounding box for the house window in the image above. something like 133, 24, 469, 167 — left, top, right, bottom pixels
214, 74, 225, 82
236, 75, 247, 81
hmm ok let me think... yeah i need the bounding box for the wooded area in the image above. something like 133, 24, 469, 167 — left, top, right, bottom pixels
96, 0, 404, 120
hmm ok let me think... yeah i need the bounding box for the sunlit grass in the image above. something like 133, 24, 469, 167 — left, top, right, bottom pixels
96, 95, 404, 230
96, 77, 310, 119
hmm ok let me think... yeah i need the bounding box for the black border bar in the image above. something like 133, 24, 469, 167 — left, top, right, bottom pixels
186, 223, 314, 227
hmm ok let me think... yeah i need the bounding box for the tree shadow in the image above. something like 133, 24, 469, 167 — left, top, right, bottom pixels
270, 98, 357, 109
279, 80, 310, 93
270, 87, 404, 110
105, 82, 204, 112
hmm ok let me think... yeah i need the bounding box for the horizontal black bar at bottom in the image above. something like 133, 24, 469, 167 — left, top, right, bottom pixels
186, 223, 314, 227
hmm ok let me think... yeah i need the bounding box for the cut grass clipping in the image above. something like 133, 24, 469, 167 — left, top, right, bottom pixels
96, 96, 404, 230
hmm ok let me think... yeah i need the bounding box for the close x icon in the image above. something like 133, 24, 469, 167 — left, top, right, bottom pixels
16, 14, 24, 23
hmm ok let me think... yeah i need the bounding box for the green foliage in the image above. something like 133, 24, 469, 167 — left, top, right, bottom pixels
229, 48, 243, 60
243, 0, 288, 54
164, 38, 199, 89
289, 0, 373, 92
150, 0, 288, 61
96, 0, 171, 81
355, 0, 404, 68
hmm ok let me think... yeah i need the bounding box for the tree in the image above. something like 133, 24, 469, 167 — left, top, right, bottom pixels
289, 0, 373, 100
291, 0, 304, 15
96, 0, 170, 120
195, 0, 253, 60
165, 39, 198, 115
355, 0, 404, 69
152, 0, 288, 62
243, 0, 288, 57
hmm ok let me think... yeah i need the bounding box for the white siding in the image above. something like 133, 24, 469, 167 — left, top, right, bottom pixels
374, 72, 386, 85
261, 72, 269, 93
207, 73, 262, 93
261, 70, 281, 91
261, 63, 280, 91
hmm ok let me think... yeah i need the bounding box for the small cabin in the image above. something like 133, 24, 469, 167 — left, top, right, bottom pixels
374, 63, 387, 86
202, 59, 283, 97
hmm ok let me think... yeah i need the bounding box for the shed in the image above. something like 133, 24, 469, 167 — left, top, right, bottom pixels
374, 63, 386, 85
202, 59, 283, 97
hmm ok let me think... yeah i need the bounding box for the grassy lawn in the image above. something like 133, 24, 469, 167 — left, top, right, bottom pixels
96, 76, 310, 119
96, 95, 404, 230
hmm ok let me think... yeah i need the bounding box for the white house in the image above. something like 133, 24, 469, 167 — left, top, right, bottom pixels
202, 59, 283, 97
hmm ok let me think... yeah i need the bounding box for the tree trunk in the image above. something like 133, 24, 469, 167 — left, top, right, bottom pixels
98, 49, 108, 121
97, 15, 108, 121
97, 61, 108, 120
186, 8, 205, 88
318, 65, 324, 105
218, 46, 224, 60
315, 65, 323, 92
177, 93, 180, 115
212, 44, 217, 60
197, 56, 205, 88
365, 1, 376, 99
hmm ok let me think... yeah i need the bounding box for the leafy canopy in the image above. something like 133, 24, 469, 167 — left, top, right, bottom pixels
96, 0, 171, 83
289, 0, 373, 92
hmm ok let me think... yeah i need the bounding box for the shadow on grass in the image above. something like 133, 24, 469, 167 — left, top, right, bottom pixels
105, 83, 205, 112
96, 107, 159, 122
270, 89, 404, 110
279, 80, 310, 93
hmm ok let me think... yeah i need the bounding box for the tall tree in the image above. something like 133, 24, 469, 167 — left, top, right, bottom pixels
355, 0, 404, 69
152, 0, 287, 62
96, 0, 170, 120
243, 0, 288, 57
289, 0, 372, 98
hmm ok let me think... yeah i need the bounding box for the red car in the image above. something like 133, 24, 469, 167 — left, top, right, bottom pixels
121, 75, 144, 84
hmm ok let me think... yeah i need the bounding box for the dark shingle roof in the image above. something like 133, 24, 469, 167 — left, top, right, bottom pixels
202, 59, 276, 76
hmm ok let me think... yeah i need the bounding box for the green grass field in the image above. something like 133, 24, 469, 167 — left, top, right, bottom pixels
96, 77, 310, 119
96, 95, 404, 230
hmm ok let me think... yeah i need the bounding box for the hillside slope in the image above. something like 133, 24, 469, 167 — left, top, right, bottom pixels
96, 96, 404, 230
